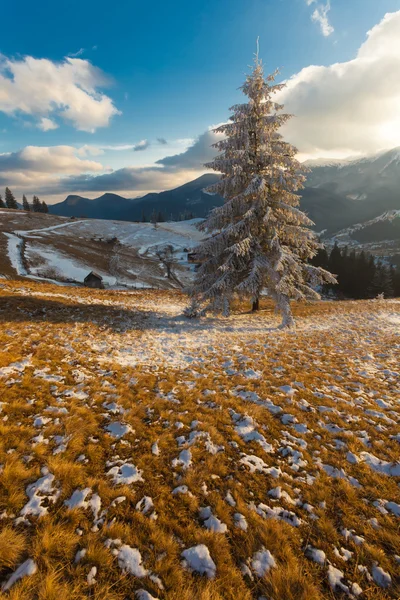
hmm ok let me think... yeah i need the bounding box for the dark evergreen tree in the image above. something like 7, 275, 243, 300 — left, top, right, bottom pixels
32, 196, 42, 212
41, 201, 49, 214
5, 187, 18, 209
368, 263, 394, 298
311, 245, 329, 269
0, 194, 5, 209
22, 195, 30, 211
355, 251, 370, 298
392, 265, 400, 297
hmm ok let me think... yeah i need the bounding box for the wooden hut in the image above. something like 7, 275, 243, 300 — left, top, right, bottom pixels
84, 271, 104, 289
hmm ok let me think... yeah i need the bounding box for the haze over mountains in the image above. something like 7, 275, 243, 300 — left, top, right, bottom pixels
49, 147, 400, 236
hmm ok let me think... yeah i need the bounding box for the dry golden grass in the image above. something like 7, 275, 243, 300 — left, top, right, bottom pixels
0, 279, 399, 599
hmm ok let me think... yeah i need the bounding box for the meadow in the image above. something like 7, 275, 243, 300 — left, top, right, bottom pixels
0, 280, 399, 599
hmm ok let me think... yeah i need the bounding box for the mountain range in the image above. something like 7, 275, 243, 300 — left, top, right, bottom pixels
50, 174, 221, 223
50, 147, 400, 236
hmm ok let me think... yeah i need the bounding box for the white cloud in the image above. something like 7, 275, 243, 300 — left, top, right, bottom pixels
68, 48, 85, 58
76, 145, 105, 157
279, 10, 400, 157
37, 117, 59, 132
0, 55, 120, 132
0, 145, 107, 193
133, 139, 150, 152
1, 145, 106, 173
306, 1, 334, 37
311, 4, 334, 37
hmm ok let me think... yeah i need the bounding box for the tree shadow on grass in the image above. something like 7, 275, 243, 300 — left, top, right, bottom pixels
0, 294, 282, 335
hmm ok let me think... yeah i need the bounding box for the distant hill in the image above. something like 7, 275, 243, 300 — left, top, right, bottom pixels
305, 147, 400, 228
50, 174, 222, 222
50, 148, 400, 236
341, 209, 400, 243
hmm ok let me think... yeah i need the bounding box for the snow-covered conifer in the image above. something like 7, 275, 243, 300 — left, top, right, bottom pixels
187, 49, 336, 327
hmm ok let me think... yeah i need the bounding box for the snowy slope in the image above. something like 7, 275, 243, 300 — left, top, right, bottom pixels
1, 213, 205, 288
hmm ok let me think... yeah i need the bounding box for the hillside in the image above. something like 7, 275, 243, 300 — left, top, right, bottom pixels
0, 210, 205, 289
323, 210, 400, 265
306, 148, 400, 231
0, 280, 399, 599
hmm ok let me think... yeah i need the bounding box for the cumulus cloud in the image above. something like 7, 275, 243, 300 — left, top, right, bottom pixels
157, 137, 168, 145
0, 145, 107, 192
133, 139, 150, 152
0, 55, 120, 132
156, 127, 223, 169
37, 117, 58, 132
306, 0, 334, 37
279, 10, 400, 157
0, 146, 105, 174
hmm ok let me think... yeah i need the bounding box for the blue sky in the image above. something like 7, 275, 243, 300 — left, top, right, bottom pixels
1, 0, 400, 201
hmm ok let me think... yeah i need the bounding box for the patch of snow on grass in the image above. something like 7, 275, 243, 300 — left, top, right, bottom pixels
305, 546, 326, 565
105, 421, 134, 439
372, 565, 392, 588
107, 462, 144, 485
172, 448, 192, 469
181, 544, 216, 579
251, 548, 276, 576
117, 545, 148, 577
19, 468, 59, 520
359, 452, 400, 476
1, 559, 37, 591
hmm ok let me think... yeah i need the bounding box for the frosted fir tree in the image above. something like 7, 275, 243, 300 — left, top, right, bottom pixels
186, 49, 336, 327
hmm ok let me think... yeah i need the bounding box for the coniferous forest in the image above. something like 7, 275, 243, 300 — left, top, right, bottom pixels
312, 243, 400, 299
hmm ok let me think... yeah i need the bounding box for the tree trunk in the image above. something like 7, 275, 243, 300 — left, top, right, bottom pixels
278, 294, 295, 329
252, 298, 260, 312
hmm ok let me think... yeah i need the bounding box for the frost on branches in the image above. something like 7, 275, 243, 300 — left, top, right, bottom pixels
186, 52, 336, 327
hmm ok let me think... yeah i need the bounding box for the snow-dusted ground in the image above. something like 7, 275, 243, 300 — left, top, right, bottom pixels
0, 282, 399, 598
18, 218, 205, 258
25, 244, 117, 285
2, 215, 205, 287
3, 233, 27, 276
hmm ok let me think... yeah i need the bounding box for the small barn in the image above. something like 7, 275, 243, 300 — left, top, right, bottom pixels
84, 271, 104, 289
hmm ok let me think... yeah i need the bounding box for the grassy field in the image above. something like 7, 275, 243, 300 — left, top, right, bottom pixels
0, 279, 399, 599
